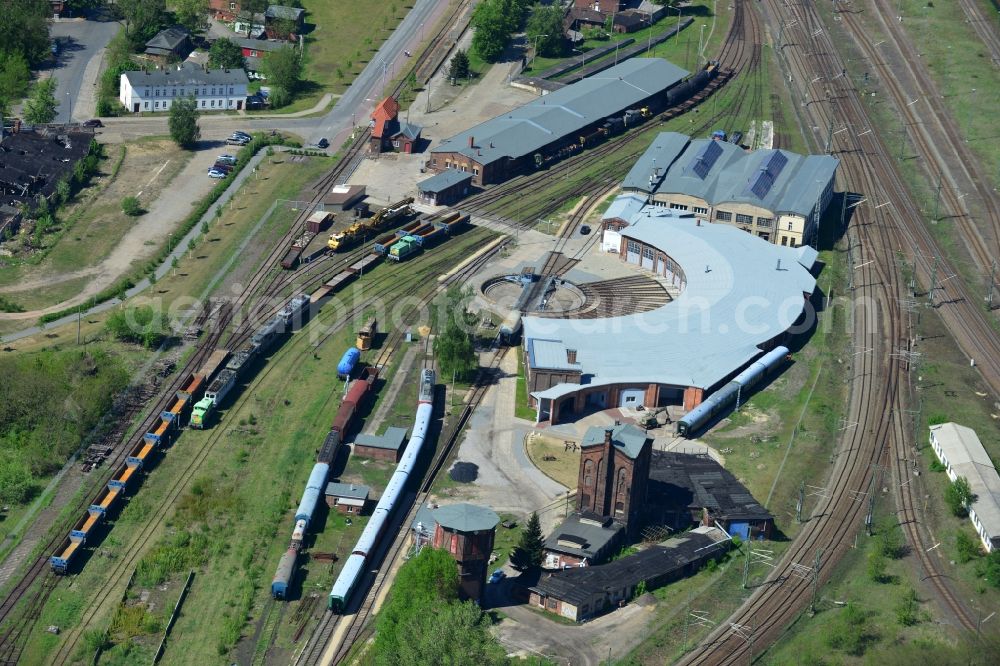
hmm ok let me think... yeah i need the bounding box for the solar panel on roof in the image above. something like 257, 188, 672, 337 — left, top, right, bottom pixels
747, 151, 789, 199
689, 140, 723, 179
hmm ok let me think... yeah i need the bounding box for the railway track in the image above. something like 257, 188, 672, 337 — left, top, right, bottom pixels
0, 5, 481, 658
49, 229, 499, 665
319, 348, 510, 666
673, 1, 992, 660
0, 324, 229, 665
460, 0, 763, 229
294, 247, 509, 666
956, 0, 1000, 67
837, 0, 1000, 280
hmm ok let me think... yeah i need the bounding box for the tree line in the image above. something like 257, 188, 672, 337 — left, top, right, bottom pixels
471, 1, 568, 64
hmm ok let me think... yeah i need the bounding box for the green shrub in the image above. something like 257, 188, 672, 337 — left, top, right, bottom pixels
121, 196, 142, 216
955, 530, 982, 563
895, 588, 920, 626
825, 602, 873, 656
105, 305, 171, 348
945, 476, 975, 517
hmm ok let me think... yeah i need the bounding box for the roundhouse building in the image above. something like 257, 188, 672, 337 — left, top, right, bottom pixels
523, 207, 816, 424
427, 58, 688, 186
620, 131, 839, 247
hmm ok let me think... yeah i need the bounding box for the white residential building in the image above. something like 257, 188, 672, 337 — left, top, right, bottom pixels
929, 422, 1000, 553
119, 62, 249, 113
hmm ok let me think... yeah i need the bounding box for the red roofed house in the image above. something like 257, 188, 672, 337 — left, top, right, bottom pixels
209, 0, 241, 21
369, 97, 422, 154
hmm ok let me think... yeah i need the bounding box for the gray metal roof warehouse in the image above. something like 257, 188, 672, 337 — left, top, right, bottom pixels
623, 132, 840, 218
431, 58, 688, 164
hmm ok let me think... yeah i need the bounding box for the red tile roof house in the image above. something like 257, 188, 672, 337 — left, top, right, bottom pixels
368, 97, 423, 154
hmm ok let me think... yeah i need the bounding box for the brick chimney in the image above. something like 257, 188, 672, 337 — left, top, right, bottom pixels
566, 348, 577, 364
604, 428, 613, 446
468, 135, 475, 148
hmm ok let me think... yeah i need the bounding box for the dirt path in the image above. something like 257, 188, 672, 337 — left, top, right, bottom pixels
0, 146, 216, 319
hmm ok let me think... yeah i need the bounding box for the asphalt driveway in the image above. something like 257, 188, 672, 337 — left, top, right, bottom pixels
49, 15, 120, 122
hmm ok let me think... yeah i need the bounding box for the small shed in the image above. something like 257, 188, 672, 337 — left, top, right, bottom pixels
353, 426, 408, 462
144, 27, 192, 61
322, 184, 367, 211
387, 121, 422, 154
325, 482, 370, 514
264, 5, 305, 40
613, 11, 647, 34
418, 171, 473, 207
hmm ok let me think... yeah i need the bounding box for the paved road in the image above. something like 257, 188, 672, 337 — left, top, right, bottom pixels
49, 16, 119, 123
96, 0, 451, 148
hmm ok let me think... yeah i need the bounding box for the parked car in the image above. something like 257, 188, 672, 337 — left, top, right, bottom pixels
226, 137, 249, 146
245, 94, 268, 110
83, 119, 103, 128
489, 570, 506, 584
232, 131, 252, 140
208, 168, 227, 179
212, 162, 234, 174
216, 154, 237, 165
579, 224, 591, 235
316, 138, 329, 149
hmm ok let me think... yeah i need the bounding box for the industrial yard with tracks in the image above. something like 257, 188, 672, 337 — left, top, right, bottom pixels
0, 1, 998, 665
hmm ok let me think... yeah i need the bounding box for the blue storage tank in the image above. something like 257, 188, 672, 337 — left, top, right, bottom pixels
337, 347, 361, 378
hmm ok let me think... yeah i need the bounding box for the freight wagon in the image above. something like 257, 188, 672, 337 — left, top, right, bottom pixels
52, 295, 309, 575
337, 347, 361, 379
51, 371, 206, 574
356, 317, 377, 350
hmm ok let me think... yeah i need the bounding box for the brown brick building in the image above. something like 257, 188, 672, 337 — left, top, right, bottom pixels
431, 503, 500, 602
577, 424, 651, 537
353, 427, 407, 462
574, 0, 622, 15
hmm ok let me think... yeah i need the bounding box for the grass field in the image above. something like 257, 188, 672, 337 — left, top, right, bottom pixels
7, 155, 332, 663
524, 433, 579, 491
266, 0, 412, 114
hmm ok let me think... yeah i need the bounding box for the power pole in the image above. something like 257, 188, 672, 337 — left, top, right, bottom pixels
932, 173, 943, 221
928, 254, 940, 306
825, 117, 834, 154
987, 259, 997, 309
796, 481, 805, 523
742, 535, 751, 588
810, 548, 824, 613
